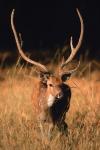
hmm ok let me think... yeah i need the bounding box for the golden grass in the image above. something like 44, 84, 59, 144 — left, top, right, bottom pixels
0, 64, 100, 150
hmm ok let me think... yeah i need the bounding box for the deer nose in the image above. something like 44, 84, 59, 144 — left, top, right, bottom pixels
56, 92, 63, 99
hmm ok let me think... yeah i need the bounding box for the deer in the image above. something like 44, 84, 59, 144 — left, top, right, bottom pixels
11, 8, 84, 135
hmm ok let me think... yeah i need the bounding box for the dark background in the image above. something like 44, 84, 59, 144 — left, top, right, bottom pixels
0, 0, 100, 60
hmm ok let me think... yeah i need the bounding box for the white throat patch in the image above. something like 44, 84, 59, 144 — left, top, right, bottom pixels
47, 94, 55, 107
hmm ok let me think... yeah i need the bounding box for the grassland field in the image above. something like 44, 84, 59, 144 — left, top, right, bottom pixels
0, 59, 100, 150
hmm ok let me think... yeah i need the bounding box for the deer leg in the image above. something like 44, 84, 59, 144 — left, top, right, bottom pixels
47, 123, 54, 140
57, 121, 68, 136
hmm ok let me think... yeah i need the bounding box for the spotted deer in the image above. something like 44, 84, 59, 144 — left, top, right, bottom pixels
11, 8, 84, 134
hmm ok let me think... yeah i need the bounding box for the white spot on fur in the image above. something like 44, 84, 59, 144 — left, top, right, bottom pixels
47, 94, 55, 107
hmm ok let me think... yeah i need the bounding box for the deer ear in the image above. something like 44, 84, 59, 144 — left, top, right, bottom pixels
35, 68, 50, 79
38, 71, 50, 84
39, 72, 50, 79
61, 73, 71, 82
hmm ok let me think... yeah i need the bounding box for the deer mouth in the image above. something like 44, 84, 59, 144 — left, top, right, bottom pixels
56, 92, 63, 99
47, 93, 63, 107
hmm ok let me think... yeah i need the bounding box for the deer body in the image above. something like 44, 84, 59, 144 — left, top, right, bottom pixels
31, 75, 71, 133
11, 8, 84, 134
33, 75, 71, 126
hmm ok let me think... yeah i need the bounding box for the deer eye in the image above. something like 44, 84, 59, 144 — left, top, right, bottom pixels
49, 84, 53, 87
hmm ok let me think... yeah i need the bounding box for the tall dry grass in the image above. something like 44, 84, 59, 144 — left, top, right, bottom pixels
0, 61, 100, 150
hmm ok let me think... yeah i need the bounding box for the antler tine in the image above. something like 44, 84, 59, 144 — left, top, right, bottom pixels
11, 9, 48, 72
65, 60, 80, 75
61, 8, 84, 68
59, 60, 80, 77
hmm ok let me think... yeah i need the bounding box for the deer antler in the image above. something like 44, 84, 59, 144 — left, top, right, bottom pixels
11, 9, 48, 72
61, 9, 84, 69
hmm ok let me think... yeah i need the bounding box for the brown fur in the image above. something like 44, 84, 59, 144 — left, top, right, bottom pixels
32, 74, 71, 133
